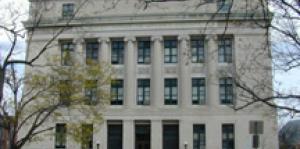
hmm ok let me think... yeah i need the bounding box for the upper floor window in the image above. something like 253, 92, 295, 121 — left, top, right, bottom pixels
191, 37, 205, 63
81, 124, 93, 149
111, 40, 124, 64
55, 124, 66, 149
61, 41, 75, 66
111, 80, 123, 105
164, 79, 178, 105
193, 124, 206, 149
84, 80, 97, 105
218, 36, 233, 63
137, 38, 151, 64
164, 38, 178, 63
137, 79, 150, 105
192, 78, 206, 105
222, 124, 235, 149
217, 0, 233, 12
62, 3, 74, 18
59, 80, 72, 106
86, 41, 99, 64
219, 77, 233, 105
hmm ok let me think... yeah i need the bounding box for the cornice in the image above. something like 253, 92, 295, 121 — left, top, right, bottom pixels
24, 12, 272, 28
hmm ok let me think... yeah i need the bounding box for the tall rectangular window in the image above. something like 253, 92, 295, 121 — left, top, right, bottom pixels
86, 41, 99, 64
164, 79, 178, 105
85, 80, 97, 105
111, 80, 123, 105
59, 80, 72, 105
111, 40, 124, 64
135, 121, 151, 149
137, 38, 151, 64
62, 3, 74, 18
164, 38, 178, 63
108, 121, 123, 149
61, 41, 75, 66
192, 78, 206, 105
163, 122, 179, 149
55, 124, 66, 149
137, 79, 150, 105
218, 36, 233, 63
219, 78, 233, 104
193, 125, 205, 149
191, 37, 205, 63
81, 124, 93, 149
217, 0, 232, 12
222, 124, 235, 149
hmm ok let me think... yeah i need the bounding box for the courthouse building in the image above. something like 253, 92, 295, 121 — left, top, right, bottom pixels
23, 0, 278, 149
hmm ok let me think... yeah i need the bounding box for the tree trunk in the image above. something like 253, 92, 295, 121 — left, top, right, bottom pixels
0, 67, 5, 103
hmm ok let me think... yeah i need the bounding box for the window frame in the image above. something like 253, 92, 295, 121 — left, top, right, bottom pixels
193, 124, 206, 149
84, 80, 98, 105
218, 36, 233, 63
81, 124, 93, 149
219, 77, 234, 105
55, 123, 67, 149
137, 39, 151, 64
191, 37, 205, 63
192, 78, 206, 105
60, 41, 75, 66
222, 124, 235, 149
85, 41, 99, 64
111, 80, 124, 105
164, 79, 178, 105
59, 80, 72, 106
217, 0, 233, 13
107, 122, 123, 149
164, 38, 178, 63
137, 79, 151, 105
62, 3, 75, 18
111, 40, 125, 64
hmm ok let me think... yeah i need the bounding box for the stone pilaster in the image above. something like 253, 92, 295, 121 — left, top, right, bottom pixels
206, 35, 219, 106
125, 37, 136, 107
151, 120, 162, 149
178, 35, 191, 108
99, 37, 110, 63
123, 120, 134, 149
151, 36, 163, 107
73, 38, 85, 65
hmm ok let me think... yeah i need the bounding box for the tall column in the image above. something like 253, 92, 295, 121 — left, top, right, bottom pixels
179, 120, 193, 149
178, 35, 191, 108
206, 35, 219, 106
151, 36, 163, 108
99, 37, 110, 63
98, 120, 107, 149
151, 120, 162, 149
123, 120, 134, 149
73, 38, 85, 65
125, 37, 136, 107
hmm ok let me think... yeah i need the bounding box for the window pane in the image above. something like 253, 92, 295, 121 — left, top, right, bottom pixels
108, 124, 122, 149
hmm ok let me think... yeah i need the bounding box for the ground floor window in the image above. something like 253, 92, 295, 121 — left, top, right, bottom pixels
163, 121, 179, 149
135, 121, 151, 149
222, 124, 235, 149
193, 124, 206, 149
108, 121, 123, 149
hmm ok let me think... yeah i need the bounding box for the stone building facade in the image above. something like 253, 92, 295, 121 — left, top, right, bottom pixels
23, 0, 278, 149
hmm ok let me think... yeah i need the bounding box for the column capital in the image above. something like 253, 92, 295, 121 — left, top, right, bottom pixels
98, 37, 110, 43
178, 35, 190, 41
73, 38, 85, 44
205, 34, 218, 41
124, 36, 136, 42
151, 35, 163, 42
